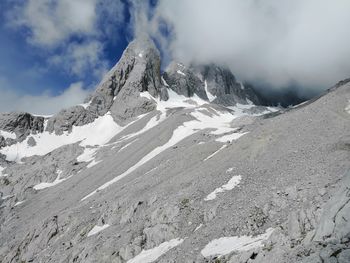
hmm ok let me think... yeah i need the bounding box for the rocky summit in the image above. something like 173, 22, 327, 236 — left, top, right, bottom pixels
0, 37, 349, 263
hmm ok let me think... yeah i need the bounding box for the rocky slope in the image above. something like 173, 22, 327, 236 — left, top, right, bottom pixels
0, 37, 349, 263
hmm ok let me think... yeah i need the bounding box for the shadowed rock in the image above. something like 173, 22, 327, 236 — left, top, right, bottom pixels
0, 112, 44, 143
46, 106, 97, 135
90, 36, 167, 122
163, 62, 208, 100
192, 63, 263, 105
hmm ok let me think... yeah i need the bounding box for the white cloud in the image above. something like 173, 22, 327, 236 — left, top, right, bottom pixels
9, 0, 98, 47
135, 0, 350, 91
49, 41, 108, 78
0, 81, 92, 115
6, 0, 124, 80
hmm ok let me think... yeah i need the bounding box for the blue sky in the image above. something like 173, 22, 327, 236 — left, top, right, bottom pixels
0, 0, 135, 114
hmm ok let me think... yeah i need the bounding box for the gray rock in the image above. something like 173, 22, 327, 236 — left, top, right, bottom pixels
27, 136, 36, 147
44, 36, 166, 133
143, 224, 177, 248
0, 136, 5, 148
90, 36, 165, 122
0, 112, 44, 141
313, 172, 350, 242
46, 106, 97, 134
338, 249, 350, 263
163, 62, 208, 100
192, 63, 263, 105
160, 86, 169, 101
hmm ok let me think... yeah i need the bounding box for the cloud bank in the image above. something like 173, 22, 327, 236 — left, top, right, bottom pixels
7, 0, 125, 77
1, 0, 124, 115
0, 80, 91, 115
134, 0, 350, 93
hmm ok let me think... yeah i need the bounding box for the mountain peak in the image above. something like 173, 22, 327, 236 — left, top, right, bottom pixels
126, 35, 159, 58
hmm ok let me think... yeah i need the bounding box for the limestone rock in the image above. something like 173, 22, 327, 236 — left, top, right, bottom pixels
192, 63, 263, 105
313, 172, 350, 242
163, 62, 208, 100
46, 106, 97, 134
0, 112, 44, 141
91, 36, 167, 122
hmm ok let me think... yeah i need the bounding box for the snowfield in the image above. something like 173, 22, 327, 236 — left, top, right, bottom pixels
33, 170, 70, 190
127, 238, 184, 263
204, 175, 242, 201
0, 113, 125, 162
201, 228, 274, 258
87, 224, 110, 237
0, 130, 16, 140
81, 99, 247, 201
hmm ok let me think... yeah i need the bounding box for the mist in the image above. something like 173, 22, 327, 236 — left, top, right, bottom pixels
132, 0, 350, 100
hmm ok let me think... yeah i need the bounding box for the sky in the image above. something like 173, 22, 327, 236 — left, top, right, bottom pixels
0, 0, 349, 114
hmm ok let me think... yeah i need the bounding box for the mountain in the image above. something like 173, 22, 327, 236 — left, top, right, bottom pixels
0, 37, 349, 263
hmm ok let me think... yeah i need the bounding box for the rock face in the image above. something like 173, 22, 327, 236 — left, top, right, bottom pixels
89, 36, 167, 122
5, 38, 266, 137
313, 172, 350, 243
46, 36, 168, 134
192, 63, 263, 105
46, 106, 97, 134
0, 112, 44, 144
163, 62, 208, 100
162, 62, 264, 106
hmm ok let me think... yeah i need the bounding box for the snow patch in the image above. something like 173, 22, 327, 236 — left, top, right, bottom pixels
194, 224, 203, 232
0, 166, 8, 177
14, 200, 25, 207
227, 103, 279, 117
345, 100, 350, 114
82, 107, 247, 201
0, 113, 126, 162
33, 170, 69, 190
0, 130, 16, 140
87, 160, 102, 168
1, 195, 14, 200
144, 166, 159, 175
141, 90, 208, 112
161, 76, 169, 87
204, 175, 242, 201
119, 112, 166, 142
239, 82, 245, 90
292, 100, 309, 108
77, 147, 97, 163
216, 132, 248, 143
87, 224, 110, 237
201, 228, 274, 258
118, 139, 139, 152
81, 121, 200, 200
33, 114, 53, 118
176, 70, 186, 76
204, 80, 217, 102
190, 109, 236, 135
203, 145, 227, 161
226, 167, 234, 173
127, 238, 184, 263
78, 100, 91, 109
138, 53, 143, 58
